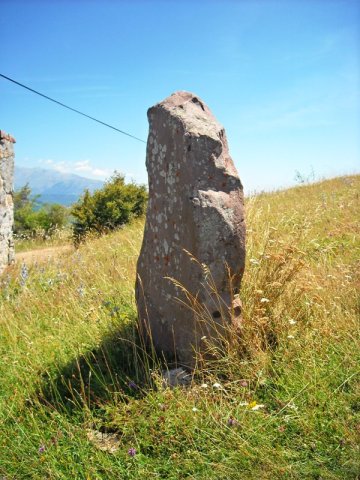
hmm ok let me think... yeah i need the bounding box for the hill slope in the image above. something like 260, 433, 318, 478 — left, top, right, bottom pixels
15, 166, 104, 205
0, 175, 359, 479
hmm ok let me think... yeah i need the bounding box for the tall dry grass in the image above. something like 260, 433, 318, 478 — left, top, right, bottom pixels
0, 176, 359, 479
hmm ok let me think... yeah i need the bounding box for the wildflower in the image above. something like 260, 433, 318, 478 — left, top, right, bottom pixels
56, 271, 67, 281
128, 380, 138, 390
192, 407, 198, 412
227, 417, 238, 427
200, 383, 208, 389
20, 263, 28, 287
239, 401, 249, 406
260, 298, 270, 303
240, 380, 248, 387
288, 319, 296, 325
110, 306, 120, 316
247, 400, 265, 411
128, 447, 136, 457
213, 382, 222, 389
38, 444, 46, 453
287, 335, 295, 339
77, 283, 85, 297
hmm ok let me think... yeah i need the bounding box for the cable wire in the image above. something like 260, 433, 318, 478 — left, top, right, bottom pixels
0, 73, 146, 143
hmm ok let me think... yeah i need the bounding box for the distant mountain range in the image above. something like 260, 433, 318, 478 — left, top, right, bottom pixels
15, 167, 104, 206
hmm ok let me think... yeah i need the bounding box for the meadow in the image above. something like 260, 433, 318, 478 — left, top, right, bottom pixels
0, 175, 359, 479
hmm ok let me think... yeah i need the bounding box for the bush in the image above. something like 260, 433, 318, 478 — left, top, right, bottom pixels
71, 172, 147, 244
14, 184, 69, 236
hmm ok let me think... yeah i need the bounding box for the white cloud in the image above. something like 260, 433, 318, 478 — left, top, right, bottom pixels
38, 159, 112, 180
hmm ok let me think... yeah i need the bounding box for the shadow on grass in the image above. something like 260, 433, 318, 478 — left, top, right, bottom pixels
37, 316, 160, 413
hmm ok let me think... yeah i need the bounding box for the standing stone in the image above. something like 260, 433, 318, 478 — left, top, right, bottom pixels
0, 130, 15, 275
136, 92, 245, 367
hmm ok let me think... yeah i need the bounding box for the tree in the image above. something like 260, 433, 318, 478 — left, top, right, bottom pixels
13, 184, 69, 236
71, 172, 147, 244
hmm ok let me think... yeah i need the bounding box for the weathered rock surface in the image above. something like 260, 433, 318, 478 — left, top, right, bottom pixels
136, 92, 245, 367
0, 130, 15, 274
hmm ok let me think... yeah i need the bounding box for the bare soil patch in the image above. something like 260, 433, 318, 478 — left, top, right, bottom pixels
16, 245, 73, 264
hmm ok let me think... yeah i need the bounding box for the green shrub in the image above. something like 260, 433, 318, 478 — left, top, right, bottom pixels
71, 172, 147, 244
14, 184, 69, 237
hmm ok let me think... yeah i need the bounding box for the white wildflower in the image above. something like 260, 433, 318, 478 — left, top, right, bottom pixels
213, 382, 222, 389
200, 383, 208, 389
287, 335, 295, 339
287, 402, 298, 411
192, 407, 198, 412
288, 319, 296, 325
251, 404, 265, 411
260, 298, 270, 303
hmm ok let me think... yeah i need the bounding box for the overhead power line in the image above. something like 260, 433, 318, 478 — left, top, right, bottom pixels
0, 73, 146, 143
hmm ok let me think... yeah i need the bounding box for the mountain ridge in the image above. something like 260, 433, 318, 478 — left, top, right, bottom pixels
15, 166, 104, 205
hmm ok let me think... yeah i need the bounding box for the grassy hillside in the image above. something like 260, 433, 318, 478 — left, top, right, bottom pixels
0, 176, 359, 479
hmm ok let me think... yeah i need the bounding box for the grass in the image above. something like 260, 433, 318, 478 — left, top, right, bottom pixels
0, 175, 359, 479
14, 227, 72, 253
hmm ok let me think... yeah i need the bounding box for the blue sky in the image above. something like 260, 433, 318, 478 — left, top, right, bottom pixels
1, 0, 359, 193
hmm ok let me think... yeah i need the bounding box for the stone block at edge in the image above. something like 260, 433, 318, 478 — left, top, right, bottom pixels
0, 135, 15, 274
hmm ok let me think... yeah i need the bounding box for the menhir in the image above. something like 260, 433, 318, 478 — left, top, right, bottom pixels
136, 91, 245, 368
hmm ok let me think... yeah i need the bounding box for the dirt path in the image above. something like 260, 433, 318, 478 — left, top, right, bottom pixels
16, 245, 74, 264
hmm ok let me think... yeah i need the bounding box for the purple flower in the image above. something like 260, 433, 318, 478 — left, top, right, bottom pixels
77, 283, 85, 297
227, 417, 238, 427
128, 380, 138, 390
110, 306, 120, 317
128, 447, 136, 457
20, 263, 28, 287
38, 444, 46, 453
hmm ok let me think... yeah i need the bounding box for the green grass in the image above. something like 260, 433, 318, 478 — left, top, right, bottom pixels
1, 176, 359, 479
